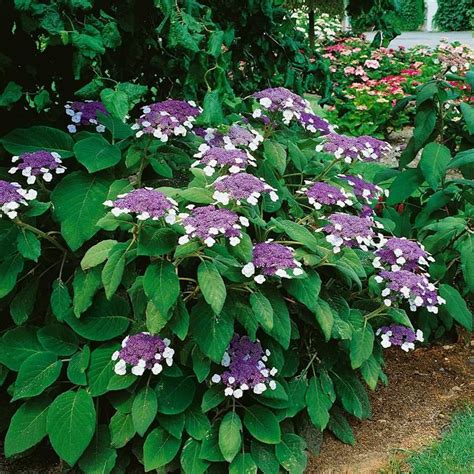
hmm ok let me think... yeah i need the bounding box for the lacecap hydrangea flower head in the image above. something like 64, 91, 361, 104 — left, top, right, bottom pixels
316, 133, 390, 163
298, 181, 354, 210
375, 270, 445, 313
0, 180, 37, 219
195, 124, 264, 151
212, 173, 278, 206
376, 324, 424, 352
132, 99, 201, 142
373, 237, 434, 272
104, 188, 178, 223
112, 333, 175, 376
242, 241, 304, 284
338, 174, 385, 203
178, 205, 249, 247
299, 111, 333, 135
192, 145, 256, 176
211, 334, 277, 398
252, 87, 313, 124
320, 212, 384, 253
65, 100, 108, 133
9, 151, 66, 184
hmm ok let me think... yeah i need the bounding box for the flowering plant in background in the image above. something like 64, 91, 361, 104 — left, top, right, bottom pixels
65, 100, 108, 133
0, 83, 470, 474
9, 151, 66, 184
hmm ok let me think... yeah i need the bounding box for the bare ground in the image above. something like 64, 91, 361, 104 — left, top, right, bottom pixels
309, 338, 473, 474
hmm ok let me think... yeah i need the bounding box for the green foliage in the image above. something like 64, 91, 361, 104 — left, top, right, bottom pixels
434, 0, 473, 31
397, 0, 425, 31
0, 76, 471, 472
0, 0, 319, 134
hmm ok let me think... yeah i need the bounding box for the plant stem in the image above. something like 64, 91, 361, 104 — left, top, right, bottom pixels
15, 220, 70, 255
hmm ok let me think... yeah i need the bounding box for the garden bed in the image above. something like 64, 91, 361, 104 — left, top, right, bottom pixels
311, 338, 473, 473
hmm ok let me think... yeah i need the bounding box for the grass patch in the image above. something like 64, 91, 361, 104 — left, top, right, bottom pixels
406, 405, 474, 473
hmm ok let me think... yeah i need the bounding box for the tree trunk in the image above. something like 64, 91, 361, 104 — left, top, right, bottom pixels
308, 8, 315, 50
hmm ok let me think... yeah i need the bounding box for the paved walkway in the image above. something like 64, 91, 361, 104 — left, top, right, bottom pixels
365, 31, 473, 49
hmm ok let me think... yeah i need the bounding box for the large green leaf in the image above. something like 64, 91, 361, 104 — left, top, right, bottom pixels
243, 405, 281, 444
88, 344, 118, 397
66, 294, 130, 341
38, 324, 78, 356
419, 143, 451, 189
0, 126, 74, 157
4, 396, 50, 457
275, 434, 307, 474
284, 269, 321, 311
51, 280, 72, 321
305, 377, 332, 431
190, 299, 234, 363
102, 242, 128, 300
0, 253, 24, 299
143, 428, 181, 471
262, 287, 291, 349
155, 376, 196, 415
313, 298, 334, 341
78, 425, 117, 474
143, 261, 180, 318
250, 291, 274, 332
81, 240, 117, 270
0, 326, 42, 371
51, 172, 111, 250
439, 284, 472, 331
180, 438, 210, 474
74, 135, 122, 173
230, 453, 258, 474
250, 440, 280, 474
349, 325, 374, 369
109, 411, 135, 448
328, 408, 355, 446
185, 406, 211, 440
333, 371, 371, 420
132, 386, 158, 436
198, 261, 227, 314
219, 411, 242, 462
47, 389, 96, 466
72, 267, 102, 317
387, 168, 424, 205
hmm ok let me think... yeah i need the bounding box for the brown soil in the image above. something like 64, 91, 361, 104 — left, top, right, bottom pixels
309, 339, 473, 474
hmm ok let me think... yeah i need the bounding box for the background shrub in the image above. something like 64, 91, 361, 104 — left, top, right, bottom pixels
434, 0, 473, 31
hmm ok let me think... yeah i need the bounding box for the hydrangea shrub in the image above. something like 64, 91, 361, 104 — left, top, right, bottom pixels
0, 89, 471, 473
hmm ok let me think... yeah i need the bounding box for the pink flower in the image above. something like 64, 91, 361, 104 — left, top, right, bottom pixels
364, 59, 380, 69
344, 66, 356, 75
355, 66, 365, 76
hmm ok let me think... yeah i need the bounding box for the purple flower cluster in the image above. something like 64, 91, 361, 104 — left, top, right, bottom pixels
376, 324, 424, 351
0, 180, 37, 219
9, 151, 66, 184
192, 145, 256, 176
316, 133, 391, 162
211, 335, 277, 398
299, 181, 353, 210
242, 242, 303, 283
104, 188, 178, 223
374, 270, 445, 313
65, 101, 107, 133
299, 112, 332, 135
112, 333, 174, 376
212, 173, 278, 206
178, 205, 249, 247
132, 100, 201, 142
252, 87, 312, 125
339, 175, 384, 203
321, 213, 383, 253
195, 124, 264, 151
373, 237, 434, 272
